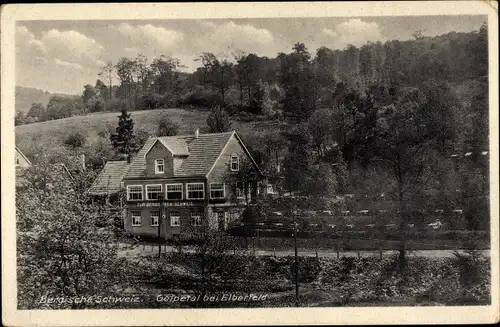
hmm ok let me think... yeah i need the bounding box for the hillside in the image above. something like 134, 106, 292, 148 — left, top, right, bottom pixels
14, 108, 273, 162
15, 86, 76, 113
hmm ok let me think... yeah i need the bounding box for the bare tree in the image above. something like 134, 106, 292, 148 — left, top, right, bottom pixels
98, 61, 114, 100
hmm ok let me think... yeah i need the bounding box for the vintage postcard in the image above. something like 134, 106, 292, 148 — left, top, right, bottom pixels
1, 1, 499, 326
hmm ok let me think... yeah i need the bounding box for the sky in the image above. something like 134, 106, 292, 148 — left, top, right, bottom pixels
16, 15, 486, 94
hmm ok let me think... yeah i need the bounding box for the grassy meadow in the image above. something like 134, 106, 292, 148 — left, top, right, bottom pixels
14, 108, 277, 161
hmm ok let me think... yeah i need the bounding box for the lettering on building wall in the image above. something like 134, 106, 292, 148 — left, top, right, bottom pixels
135, 202, 199, 208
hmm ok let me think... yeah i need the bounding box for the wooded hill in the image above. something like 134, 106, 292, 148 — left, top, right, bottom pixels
15, 86, 75, 114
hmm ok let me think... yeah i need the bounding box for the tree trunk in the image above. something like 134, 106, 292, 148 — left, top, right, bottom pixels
239, 82, 244, 106
109, 77, 112, 100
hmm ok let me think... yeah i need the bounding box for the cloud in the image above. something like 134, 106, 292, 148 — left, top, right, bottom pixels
323, 18, 386, 48
113, 23, 184, 53
16, 25, 35, 44
40, 29, 105, 66
54, 58, 83, 70
16, 25, 105, 69
192, 21, 275, 57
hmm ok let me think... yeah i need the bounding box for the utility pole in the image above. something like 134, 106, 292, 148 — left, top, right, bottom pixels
293, 207, 299, 307
158, 191, 164, 258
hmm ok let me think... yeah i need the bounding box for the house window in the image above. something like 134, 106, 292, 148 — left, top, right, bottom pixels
170, 211, 180, 227
127, 185, 143, 201
186, 183, 204, 199
191, 208, 203, 227
146, 184, 162, 200
155, 159, 164, 174
231, 155, 240, 171
131, 211, 142, 226
166, 183, 183, 200
210, 183, 225, 199
235, 182, 244, 198
150, 211, 159, 226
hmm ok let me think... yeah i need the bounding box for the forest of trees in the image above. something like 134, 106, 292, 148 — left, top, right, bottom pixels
16, 24, 487, 124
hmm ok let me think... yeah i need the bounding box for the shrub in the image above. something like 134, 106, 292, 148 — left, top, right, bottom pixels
155, 93, 181, 108
135, 128, 153, 149
105, 98, 132, 112
206, 105, 231, 133
87, 96, 105, 113
63, 131, 86, 149
180, 85, 221, 108
156, 112, 180, 136
97, 122, 116, 138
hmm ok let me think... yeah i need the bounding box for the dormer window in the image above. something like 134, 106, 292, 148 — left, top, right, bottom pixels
231, 155, 239, 171
155, 159, 164, 174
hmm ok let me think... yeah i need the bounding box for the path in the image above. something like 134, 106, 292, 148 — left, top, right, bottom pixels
118, 243, 489, 259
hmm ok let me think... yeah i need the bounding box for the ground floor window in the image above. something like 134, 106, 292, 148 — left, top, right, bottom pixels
131, 211, 142, 226
217, 211, 228, 231
191, 208, 203, 226
235, 182, 244, 198
150, 211, 159, 226
170, 211, 180, 227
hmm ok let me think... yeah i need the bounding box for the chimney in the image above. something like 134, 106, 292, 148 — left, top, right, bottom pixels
127, 154, 131, 164
195, 128, 199, 138
80, 154, 86, 171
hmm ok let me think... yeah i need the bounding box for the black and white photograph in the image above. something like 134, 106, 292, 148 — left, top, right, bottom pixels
1, 2, 499, 326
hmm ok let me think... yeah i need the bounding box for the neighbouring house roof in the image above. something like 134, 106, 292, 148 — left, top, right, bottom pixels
88, 161, 130, 195
16, 163, 74, 188
123, 131, 260, 180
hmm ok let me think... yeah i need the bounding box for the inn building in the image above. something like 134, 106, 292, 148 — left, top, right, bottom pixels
89, 130, 265, 238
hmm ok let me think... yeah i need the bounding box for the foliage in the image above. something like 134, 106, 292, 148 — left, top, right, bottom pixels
110, 108, 139, 156
87, 95, 105, 113
104, 98, 132, 112
165, 229, 273, 305
15, 111, 26, 126
180, 85, 221, 108
26, 102, 46, 121
63, 131, 86, 149
206, 105, 231, 133
82, 84, 97, 105
282, 124, 311, 192
223, 156, 262, 207
156, 111, 180, 136
17, 160, 124, 309
45, 96, 85, 121
279, 43, 318, 122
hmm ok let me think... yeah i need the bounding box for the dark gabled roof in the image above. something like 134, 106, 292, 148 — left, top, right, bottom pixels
123, 137, 157, 180
123, 131, 237, 179
88, 161, 130, 195
175, 132, 234, 176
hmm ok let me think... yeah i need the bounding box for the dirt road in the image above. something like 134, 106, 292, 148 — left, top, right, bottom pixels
118, 243, 489, 259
